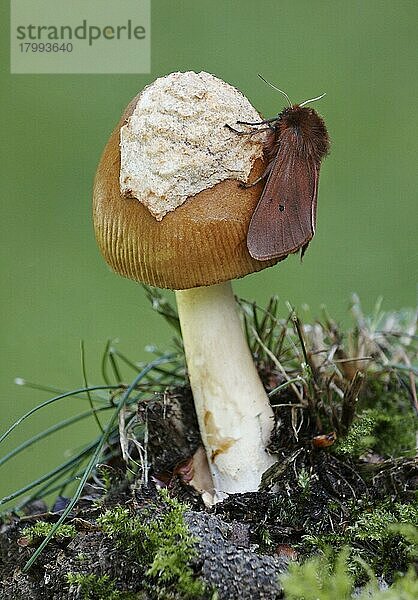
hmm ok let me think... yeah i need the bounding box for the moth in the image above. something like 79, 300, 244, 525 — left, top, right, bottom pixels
228, 77, 330, 261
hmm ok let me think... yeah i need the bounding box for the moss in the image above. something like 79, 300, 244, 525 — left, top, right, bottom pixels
302, 501, 418, 580
368, 568, 418, 599
258, 526, 274, 551
372, 410, 417, 459
334, 410, 378, 457
282, 547, 354, 600
21, 521, 76, 543
297, 466, 311, 497
359, 374, 417, 458
66, 573, 138, 600
349, 502, 418, 542
348, 502, 418, 574
97, 488, 207, 599
281, 548, 418, 600
334, 405, 417, 460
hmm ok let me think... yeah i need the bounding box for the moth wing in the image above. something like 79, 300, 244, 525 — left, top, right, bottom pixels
247, 150, 318, 261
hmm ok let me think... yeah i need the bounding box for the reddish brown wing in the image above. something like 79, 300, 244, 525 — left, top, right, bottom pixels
247, 147, 319, 261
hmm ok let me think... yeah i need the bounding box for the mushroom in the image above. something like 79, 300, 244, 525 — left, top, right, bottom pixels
93, 71, 283, 503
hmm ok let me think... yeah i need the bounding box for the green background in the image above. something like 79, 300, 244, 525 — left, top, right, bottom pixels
1, 0, 417, 504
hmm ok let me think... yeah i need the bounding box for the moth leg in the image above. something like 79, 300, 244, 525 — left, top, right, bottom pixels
237, 116, 279, 126
225, 124, 271, 136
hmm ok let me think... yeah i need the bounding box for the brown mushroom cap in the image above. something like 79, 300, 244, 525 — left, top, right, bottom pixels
93, 77, 282, 290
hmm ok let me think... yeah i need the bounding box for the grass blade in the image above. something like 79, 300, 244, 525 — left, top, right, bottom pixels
0, 385, 120, 445
22, 353, 173, 572
0, 406, 110, 468
0, 438, 100, 505
80, 340, 104, 433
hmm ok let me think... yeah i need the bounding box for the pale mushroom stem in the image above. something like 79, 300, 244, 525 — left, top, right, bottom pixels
175, 281, 276, 501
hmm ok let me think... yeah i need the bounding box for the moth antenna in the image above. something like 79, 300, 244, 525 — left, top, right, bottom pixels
299, 92, 326, 107
257, 74, 292, 108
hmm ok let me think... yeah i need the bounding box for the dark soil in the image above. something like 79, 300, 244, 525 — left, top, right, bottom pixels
0, 481, 288, 599
1, 371, 417, 600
